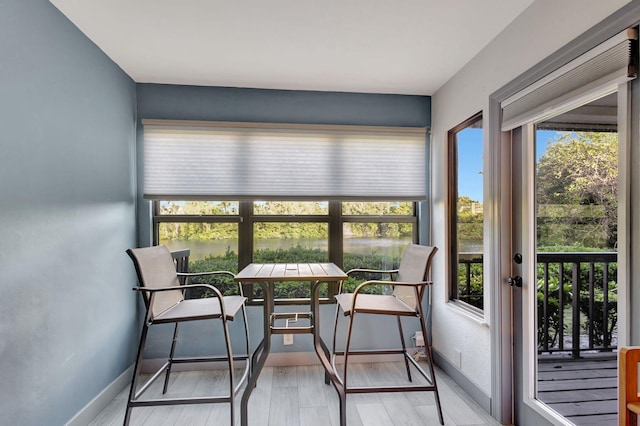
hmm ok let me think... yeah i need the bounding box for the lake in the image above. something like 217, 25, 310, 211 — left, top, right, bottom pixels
162, 237, 414, 261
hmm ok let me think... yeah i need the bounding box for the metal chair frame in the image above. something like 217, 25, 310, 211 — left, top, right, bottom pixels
124, 246, 250, 426
331, 244, 444, 425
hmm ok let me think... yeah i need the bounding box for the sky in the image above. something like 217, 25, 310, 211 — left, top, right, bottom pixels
457, 128, 558, 202
456, 128, 484, 202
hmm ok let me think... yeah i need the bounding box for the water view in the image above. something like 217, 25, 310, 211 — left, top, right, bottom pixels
162, 237, 413, 261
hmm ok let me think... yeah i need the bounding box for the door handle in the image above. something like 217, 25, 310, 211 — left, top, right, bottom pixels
507, 276, 522, 287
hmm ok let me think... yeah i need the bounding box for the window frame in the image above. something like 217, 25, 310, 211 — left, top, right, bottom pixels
153, 200, 418, 305
448, 112, 484, 313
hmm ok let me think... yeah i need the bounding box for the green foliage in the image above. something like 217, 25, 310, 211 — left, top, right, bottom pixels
536, 259, 617, 352
457, 261, 483, 309
253, 245, 327, 263
341, 252, 401, 295
536, 132, 618, 249
457, 196, 483, 247
536, 267, 572, 350
455, 195, 484, 309
534, 132, 619, 352
342, 201, 413, 215
159, 201, 414, 241
186, 247, 241, 298
346, 222, 413, 239
578, 267, 617, 348
253, 201, 327, 215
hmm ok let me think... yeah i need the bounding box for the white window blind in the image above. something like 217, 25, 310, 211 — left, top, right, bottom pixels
142, 120, 427, 201
501, 28, 637, 131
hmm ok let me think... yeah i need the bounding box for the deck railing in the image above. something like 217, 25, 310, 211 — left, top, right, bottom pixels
459, 252, 618, 358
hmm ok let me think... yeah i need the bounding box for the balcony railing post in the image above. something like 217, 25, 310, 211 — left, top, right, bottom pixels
571, 262, 581, 359
558, 263, 565, 352
543, 263, 550, 352
465, 261, 471, 305
588, 263, 595, 350
536, 252, 617, 357
603, 262, 610, 349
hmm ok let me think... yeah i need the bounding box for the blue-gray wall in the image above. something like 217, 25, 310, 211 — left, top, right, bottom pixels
136, 84, 432, 356
0, 1, 137, 424
136, 84, 430, 125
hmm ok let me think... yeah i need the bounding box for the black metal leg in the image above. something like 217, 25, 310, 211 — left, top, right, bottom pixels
124, 320, 149, 426
249, 339, 265, 390
163, 322, 179, 394
312, 281, 348, 426
241, 282, 272, 426
418, 306, 444, 425
221, 317, 235, 426
396, 316, 412, 382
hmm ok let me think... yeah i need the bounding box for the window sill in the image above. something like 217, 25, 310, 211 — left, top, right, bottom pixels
445, 300, 489, 327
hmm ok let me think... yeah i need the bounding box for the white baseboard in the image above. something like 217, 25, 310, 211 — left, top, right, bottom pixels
432, 349, 491, 413
65, 366, 133, 426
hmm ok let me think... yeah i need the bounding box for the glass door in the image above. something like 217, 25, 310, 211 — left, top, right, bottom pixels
512, 92, 621, 425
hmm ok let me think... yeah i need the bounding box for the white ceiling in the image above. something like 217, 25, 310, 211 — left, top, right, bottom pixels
50, 0, 534, 95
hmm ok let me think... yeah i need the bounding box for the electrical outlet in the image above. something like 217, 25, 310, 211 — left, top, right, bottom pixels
414, 331, 425, 347
283, 334, 293, 345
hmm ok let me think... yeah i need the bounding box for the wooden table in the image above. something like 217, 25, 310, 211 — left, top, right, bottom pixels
235, 263, 348, 426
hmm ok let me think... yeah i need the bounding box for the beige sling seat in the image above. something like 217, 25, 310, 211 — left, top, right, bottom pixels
332, 243, 444, 425
124, 245, 250, 426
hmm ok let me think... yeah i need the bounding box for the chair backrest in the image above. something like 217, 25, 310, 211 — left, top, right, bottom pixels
127, 245, 184, 318
619, 347, 640, 425
393, 244, 438, 310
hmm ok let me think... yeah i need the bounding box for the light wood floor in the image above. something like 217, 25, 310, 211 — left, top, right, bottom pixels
89, 362, 500, 426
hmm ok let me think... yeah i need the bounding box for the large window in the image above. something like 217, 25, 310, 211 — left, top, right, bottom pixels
154, 200, 417, 304
448, 113, 484, 311
146, 121, 425, 304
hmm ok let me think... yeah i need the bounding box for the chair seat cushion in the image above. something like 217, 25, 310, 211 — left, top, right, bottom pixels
154, 295, 247, 323
334, 293, 416, 316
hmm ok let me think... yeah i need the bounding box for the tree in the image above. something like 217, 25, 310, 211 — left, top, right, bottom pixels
457, 195, 483, 248
536, 132, 617, 249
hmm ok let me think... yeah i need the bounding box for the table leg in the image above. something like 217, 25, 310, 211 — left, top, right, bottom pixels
250, 339, 265, 390
311, 281, 347, 426
241, 282, 273, 426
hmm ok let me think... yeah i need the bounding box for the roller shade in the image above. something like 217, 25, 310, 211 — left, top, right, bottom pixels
143, 120, 427, 201
501, 28, 637, 131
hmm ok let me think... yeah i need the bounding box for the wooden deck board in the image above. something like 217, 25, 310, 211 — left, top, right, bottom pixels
539, 388, 617, 403
537, 376, 617, 391
537, 355, 618, 425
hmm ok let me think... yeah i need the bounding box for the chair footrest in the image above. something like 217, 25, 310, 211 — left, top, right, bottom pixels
346, 385, 437, 394
135, 355, 251, 401
629, 402, 640, 414
129, 395, 232, 407
171, 354, 250, 363
333, 349, 405, 356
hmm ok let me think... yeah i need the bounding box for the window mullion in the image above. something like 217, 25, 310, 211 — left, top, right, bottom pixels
238, 201, 253, 269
